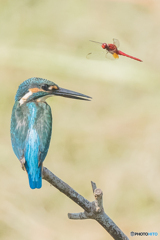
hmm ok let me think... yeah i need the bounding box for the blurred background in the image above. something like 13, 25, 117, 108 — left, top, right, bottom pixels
0, 0, 160, 239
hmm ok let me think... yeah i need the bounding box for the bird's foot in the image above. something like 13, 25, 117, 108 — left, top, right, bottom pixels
20, 158, 26, 171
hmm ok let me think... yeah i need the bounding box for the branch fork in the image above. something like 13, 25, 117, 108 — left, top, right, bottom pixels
68, 182, 103, 220
42, 167, 129, 240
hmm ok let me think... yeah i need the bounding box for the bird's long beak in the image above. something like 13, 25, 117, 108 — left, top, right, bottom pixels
52, 87, 92, 101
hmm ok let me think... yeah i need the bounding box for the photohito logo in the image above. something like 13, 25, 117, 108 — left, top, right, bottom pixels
130, 232, 158, 237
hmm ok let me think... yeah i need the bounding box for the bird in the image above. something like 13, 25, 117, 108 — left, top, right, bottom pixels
10, 77, 91, 189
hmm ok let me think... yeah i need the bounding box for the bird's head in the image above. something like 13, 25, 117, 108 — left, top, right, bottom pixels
15, 77, 91, 105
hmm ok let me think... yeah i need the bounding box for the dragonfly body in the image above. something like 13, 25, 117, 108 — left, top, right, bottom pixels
102, 43, 119, 59
117, 50, 142, 62
88, 39, 142, 62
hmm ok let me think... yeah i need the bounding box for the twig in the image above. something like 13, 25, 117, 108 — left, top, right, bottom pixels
91, 181, 97, 192
42, 167, 129, 240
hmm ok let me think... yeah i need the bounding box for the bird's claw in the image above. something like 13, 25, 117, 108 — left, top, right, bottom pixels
20, 158, 26, 171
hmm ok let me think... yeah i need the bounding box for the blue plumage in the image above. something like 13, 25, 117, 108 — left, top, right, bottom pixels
24, 103, 42, 189
11, 101, 52, 189
25, 127, 42, 189
10, 77, 91, 189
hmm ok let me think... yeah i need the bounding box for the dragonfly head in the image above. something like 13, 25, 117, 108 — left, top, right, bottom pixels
101, 43, 108, 49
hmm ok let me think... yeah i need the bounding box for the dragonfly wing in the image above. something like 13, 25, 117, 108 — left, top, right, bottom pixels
105, 52, 118, 60
113, 38, 120, 48
86, 50, 106, 60
89, 40, 103, 44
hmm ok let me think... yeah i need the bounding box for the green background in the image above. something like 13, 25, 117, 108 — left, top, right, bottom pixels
0, 0, 160, 239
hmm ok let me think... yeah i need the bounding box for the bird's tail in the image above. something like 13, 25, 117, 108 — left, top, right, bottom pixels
24, 127, 43, 189
25, 158, 42, 189
27, 167, 42, 189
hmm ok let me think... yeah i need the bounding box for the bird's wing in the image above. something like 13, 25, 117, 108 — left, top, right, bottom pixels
34, 102, 52, 166
10, 101, 29, 160
10, 102, 52, 166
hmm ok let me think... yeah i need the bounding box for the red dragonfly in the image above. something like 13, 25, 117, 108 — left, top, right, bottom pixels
87, 39, 142, 62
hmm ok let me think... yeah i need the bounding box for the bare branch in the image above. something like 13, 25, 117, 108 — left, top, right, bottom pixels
42, 167, 129, 240
91, 181, 97, 192
42, 166, 91, 212
94, 188, 103, 212
68, 212, 88, 220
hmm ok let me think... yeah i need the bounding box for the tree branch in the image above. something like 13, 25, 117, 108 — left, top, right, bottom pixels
42, 167, 129, 240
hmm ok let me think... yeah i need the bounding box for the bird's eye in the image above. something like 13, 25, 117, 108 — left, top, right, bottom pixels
42, 84, 49, 91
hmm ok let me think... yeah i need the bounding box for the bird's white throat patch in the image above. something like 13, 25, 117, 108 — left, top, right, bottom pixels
19, 91, 52, 105
19, 91, 32, 105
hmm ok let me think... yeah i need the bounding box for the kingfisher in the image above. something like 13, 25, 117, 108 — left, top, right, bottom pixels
10, 77, 91, 189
